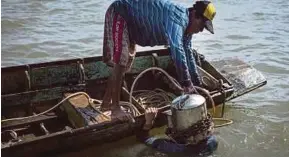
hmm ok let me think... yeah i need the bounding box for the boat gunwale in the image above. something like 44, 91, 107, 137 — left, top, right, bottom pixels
1, 49, 170, 70
1, 112, 158, 149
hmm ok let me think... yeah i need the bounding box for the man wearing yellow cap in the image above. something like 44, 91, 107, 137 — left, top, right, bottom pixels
101, 0, 217, 121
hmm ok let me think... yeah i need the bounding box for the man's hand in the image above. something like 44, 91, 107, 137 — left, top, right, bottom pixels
183, 86, 193, 94
111, 106, 135, 123
183, 85, 198, 94
144, 108, 158, 129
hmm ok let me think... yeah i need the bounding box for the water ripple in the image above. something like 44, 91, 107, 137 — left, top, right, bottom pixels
2, 0, 289, 156
225, 35, 252, 40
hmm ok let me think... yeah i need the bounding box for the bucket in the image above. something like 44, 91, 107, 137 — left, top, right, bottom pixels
170, 94, 207, 131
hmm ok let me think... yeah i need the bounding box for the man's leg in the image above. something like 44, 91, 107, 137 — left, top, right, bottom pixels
101, 65, 130, 120
101, 74, 113, 111
101, 6, 114, 112
101, 6, 135, 121
109, 43, 136, 120
110, 65, 130, 120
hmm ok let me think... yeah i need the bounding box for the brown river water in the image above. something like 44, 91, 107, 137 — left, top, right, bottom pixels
1, 0, 289, 156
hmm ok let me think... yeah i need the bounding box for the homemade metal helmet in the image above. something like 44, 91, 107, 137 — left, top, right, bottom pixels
165, 94, 214, 144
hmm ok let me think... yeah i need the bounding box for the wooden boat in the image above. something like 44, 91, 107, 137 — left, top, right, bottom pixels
1, 48, 266, 157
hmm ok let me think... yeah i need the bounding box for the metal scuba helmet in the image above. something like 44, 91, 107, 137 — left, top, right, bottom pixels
168, 94, 208, 131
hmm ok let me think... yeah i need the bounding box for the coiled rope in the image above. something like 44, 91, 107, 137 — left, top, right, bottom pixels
129, 67, 216, 112
128, 67, 232, 128
133, 88, 176, 108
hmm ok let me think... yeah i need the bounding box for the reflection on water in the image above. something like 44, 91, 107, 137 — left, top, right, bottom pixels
2, 0, 289, 156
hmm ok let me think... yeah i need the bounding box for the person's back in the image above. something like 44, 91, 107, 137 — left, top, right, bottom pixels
101, 0, 217, 121
111, 0, 189, 46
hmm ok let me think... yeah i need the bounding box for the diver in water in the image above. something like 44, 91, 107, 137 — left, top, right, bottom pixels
136, 100, 217, 155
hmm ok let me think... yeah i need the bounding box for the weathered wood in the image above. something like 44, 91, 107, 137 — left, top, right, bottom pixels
1, 53, 176, 108
1, 48, 266, 157
1, 65, 30, 94
2, 114, 58, 130
30, 62, 81, 90
61, 93, 111, 128
1, 113, 166, 157
1, 85, 86, 107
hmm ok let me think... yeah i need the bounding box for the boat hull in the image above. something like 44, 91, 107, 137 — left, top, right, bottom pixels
1, 48, 266, 157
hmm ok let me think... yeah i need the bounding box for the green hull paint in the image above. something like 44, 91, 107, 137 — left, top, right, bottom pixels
2, 54, 171, 107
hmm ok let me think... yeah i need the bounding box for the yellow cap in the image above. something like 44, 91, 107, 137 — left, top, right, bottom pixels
194, 1, 216, 34
203, 3, 216, 21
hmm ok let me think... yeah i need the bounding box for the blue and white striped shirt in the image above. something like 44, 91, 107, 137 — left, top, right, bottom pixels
110, 0, 200, 86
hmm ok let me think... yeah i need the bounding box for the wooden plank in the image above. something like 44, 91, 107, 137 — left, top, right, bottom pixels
1, 91, 33, 107
202, 59, 231, 84
30, 63, 81, 90
83, 61, 111, 80
1, 65, 29, 94
130, 56, 154, 74
135, 48, 169, 57
1, 113, 168, 157
156, 56, 172, 70
2, 114, 58, 130
1, 85, 86, 107
61, 93, 111, 128
83, 49, 171, 80
83, 56, 157, 79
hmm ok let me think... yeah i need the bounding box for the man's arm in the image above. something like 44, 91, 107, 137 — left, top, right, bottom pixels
135, 108, 187, 153
183, 35, 202, 86
136, 108, 157, 144
136, 108, 218, 154
167, 28, 193, 89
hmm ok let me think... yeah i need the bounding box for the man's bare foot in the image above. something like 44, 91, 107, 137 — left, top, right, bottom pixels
111, 107, 134, 122
100, 101, 112, 112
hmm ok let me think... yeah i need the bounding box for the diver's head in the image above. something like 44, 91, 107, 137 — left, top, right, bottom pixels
165, 114, 214, 144
165, 94, 214, 144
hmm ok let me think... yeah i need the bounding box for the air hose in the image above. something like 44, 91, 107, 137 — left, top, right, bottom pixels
128, 67, 232, 128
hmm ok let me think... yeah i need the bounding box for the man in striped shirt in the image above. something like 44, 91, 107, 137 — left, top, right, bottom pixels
101, 0, 216, 120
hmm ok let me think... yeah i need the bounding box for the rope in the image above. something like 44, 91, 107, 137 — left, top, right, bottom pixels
1, 130, 18, 140
129, 67, 216, 112
128, 67, 231, 128
0, 90, 167, 123
133, 89, 176, 108
129, 68, 183, 105
1, 92, 110, 122
213, 118, 233, 128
